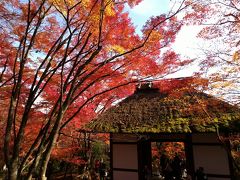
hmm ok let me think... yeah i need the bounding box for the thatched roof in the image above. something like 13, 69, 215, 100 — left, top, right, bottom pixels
87, 79, 240, 133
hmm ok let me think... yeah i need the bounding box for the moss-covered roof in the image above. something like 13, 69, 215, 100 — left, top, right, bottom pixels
87, 82, 240, 133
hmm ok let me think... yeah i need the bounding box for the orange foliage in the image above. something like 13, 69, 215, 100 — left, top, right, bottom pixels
0, 0, 187, 176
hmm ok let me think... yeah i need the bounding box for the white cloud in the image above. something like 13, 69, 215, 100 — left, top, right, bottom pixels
173, 25, 204, 58
126, 1, 208, 78
126, 0, 169, 35
131, 0, 169, 16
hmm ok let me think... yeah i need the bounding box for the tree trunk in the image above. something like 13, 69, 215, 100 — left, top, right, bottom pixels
40, 176, 47, 180
39, 117, 63, 179
39, 158, 50, 180
8, 161, 18, 180
39, 133, 57, 179
26, 174, 33, 180
25, 151, 43, 180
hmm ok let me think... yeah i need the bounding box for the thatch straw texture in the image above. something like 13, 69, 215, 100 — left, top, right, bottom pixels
87, 84, 240, 133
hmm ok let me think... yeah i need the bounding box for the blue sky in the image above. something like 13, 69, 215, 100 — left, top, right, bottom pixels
125, 0, 170, 35
125, 0, 203, 77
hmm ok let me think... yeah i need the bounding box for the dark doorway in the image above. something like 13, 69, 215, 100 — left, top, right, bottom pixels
138, 140, 152, 180
151, 142, 187, 180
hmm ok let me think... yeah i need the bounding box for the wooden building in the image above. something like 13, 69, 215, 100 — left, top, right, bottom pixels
87, 78, 240, 180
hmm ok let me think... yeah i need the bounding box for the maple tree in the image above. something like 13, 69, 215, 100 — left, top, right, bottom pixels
184, 0, 240, 104
0, 0, 190, 179
184, 0, 240, 174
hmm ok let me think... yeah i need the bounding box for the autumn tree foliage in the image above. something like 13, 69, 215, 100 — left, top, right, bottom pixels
0, 0, 189, 179
184, 0, 240, 104
184, 0, 240, 173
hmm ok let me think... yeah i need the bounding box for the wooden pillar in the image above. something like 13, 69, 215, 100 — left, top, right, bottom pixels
185, 134, 195, 179
110, 133, 113, 180
226, 133, 235, 180
138, 139, 151, 180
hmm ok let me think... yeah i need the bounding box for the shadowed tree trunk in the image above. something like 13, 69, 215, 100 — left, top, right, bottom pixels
0, 0, 189, 179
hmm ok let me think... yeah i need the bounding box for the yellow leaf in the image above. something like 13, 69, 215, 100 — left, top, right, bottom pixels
105, 1, 115, 16
108, 45, 125, 54
49, 0, 75, 6
49, 0, 89, 12
233, 51, 239, 62
82, 0, 90, 8
150, 30, 162, 41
